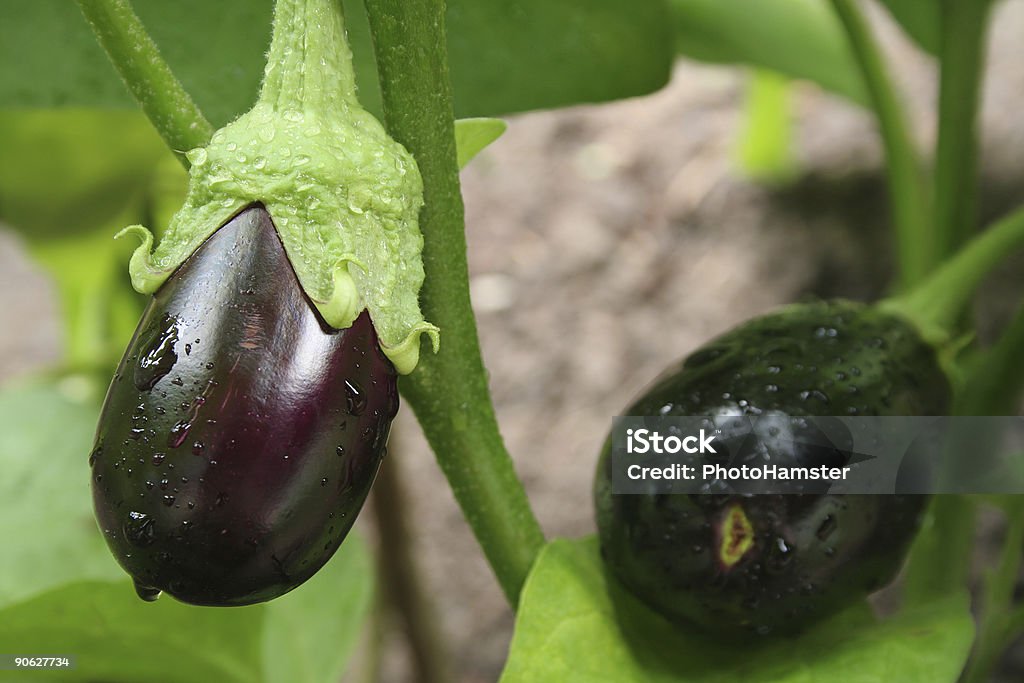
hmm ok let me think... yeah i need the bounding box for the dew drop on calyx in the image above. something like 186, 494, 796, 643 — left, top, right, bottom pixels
133, 579, 161, 602
134, 314, 179, 391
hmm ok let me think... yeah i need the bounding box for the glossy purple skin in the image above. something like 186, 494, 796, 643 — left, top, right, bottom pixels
91, 205, 398, 606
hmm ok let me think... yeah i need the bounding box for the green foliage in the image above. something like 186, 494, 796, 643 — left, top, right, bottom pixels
501, 538, 974, 683
0, 380, 374, 683
0, 110, 171, 365
0, 0, 673, 124
454, 118, 508, 169
668, 0, 867, 104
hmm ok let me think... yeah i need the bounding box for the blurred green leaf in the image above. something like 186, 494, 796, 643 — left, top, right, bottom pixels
0, 380, 122, 605
1, 0, 672, 124
0, 110, 185, 365
0, 378, 375, 682
878, 0, 940, 55
501, 537, 974, 683
669, 0, 868, 105
736, 70, 798, 184
0, 581, 265, 683
454, 118, 507, 169
0, 110, 170, 240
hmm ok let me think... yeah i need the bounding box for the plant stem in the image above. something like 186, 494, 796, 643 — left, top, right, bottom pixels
933, 0, 993, 261
883, 203, 1024, 337
75, 0, 213, 167
956, 301, 1024, 415
736, 70, 797, 185
371, 452, 451, 683
830, 0, 931, 289
258, 0, 359, 111
903, 496, 976, 607
363, 0, 546, 605
964, 502, 1024, 683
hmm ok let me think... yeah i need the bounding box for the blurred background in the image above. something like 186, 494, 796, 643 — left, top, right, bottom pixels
3, 1, 1024, 682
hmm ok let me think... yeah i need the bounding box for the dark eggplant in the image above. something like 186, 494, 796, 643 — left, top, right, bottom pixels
91, 205, 398, 606
594, 300, 949, 634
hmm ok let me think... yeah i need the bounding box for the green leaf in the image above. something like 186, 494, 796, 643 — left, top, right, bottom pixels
0, 110, 171, 241
454, 118, 507, 169
0, 378, 375, 682
0, 581, 265, 683
1, 0, 673, 124
0, 110, 184, 364
501, 537, 974, 683
669, 0, 868, 105
878, 0, 940, 55
0, 380, 122, 605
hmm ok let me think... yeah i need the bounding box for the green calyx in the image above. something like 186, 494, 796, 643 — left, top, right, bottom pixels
118, 0, 438, 374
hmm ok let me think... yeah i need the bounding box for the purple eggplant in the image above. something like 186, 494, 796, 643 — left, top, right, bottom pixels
90, 205, 398, 606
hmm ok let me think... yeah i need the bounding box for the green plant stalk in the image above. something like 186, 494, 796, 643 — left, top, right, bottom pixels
964, 502, 1024, 683
956, 301, 1024, 415
74, 0, 213, 167
830, 0, 931, 289
363, 0, 546, 605
903, 496, 976, 608
736, 70, 797, 184
883, 203, 1024, 337
933, 0, 993, 261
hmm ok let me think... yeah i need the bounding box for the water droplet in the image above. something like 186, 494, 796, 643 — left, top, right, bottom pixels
162, 495, 176, 507
134, 314, 179, 390
133, 580, 161, 602
344, 379, 366, 416
336, 445, 345, 457
151, 452, 166, 466
167, 421, 191, 448
215, 492, 228, 507
123, 511, 155, 547
88, 445, 103, 467
321, 478, 328, 486
191, 441, 205, 456
254, 156, 267, 170
766, 536, 795, 571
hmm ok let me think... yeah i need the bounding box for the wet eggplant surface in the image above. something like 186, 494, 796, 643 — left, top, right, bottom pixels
91, 205, 398, 606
